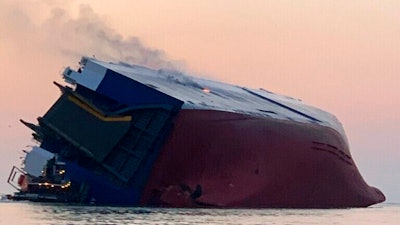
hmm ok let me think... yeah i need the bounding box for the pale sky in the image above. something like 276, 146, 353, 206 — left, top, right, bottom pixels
0, 0, 399, 202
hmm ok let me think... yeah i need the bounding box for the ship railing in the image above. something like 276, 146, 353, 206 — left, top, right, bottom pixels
7, 166, 26, 191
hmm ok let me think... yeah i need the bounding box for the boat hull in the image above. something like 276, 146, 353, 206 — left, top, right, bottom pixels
140, 109, 385, 208
9, 57, 385, 208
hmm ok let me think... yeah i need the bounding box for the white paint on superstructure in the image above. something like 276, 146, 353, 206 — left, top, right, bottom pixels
63, 59, 106, 91
23, 147, 54, 177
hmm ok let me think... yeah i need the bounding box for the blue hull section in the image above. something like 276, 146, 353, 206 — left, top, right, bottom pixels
97, 70, 183, 110
64, 161, 139, 205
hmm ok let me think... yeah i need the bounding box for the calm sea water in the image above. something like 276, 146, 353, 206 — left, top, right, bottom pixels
0, 201, 398, 225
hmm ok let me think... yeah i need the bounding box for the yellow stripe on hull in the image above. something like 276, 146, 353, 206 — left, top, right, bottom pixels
67, 95, 132, 122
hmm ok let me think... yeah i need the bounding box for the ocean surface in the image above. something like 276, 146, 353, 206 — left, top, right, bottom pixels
0, 201, 398, 225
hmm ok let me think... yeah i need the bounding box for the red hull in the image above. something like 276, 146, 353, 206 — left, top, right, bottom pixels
140, 110, 385, 208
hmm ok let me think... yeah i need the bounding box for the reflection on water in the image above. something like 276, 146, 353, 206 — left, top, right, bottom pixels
0, 202, 399, 225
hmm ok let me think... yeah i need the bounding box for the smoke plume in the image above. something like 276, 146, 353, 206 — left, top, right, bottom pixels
2, 1, 183, 70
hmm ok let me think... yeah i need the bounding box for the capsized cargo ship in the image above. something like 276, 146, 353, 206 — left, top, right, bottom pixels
8, 57, 385, 207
